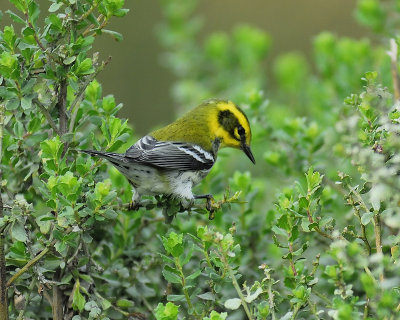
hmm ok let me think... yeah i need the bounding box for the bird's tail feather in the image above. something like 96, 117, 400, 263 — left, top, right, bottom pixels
80, 150, 125, 164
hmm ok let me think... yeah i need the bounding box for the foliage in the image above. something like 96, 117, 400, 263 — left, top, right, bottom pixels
2, 0, 400, 319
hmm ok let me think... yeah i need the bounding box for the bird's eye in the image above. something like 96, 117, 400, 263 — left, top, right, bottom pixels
238, 126, 245, 136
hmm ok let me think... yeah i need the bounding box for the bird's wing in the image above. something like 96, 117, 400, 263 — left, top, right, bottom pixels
125, 136, 215, 170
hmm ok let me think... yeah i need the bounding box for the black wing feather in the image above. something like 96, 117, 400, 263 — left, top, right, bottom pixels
125, 136, 214, 171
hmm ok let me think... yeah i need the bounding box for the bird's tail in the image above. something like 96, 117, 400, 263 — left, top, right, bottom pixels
80, 150, 126, 164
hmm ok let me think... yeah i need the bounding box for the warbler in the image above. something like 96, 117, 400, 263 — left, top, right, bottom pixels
83, 99, 255, 209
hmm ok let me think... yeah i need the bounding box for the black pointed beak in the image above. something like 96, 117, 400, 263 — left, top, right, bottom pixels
241, 143, 256, 164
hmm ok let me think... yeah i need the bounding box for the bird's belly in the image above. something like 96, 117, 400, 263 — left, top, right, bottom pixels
117, 164, 210, 199
166, 169, 210, 199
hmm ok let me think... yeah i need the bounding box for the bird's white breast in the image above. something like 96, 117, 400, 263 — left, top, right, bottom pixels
116, 163, 210, 200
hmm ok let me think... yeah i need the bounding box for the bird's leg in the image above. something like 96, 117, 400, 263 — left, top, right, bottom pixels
194, 194, 215, 219
128, 186, 141, 211
128, 201, 141, 211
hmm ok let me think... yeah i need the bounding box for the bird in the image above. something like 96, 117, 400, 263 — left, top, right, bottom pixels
82, 99, 255, 211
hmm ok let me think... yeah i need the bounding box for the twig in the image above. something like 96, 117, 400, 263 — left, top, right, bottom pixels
174, 256, 197, 316
23, 12, 58, 64
352, 203, 372, 255
267, 278, 276, 320
94, 290, 146, 318
78, 2, 99, 22
69, 56, 112, 133
16, 278, 36, 320
0, 102, 8, 320
290, 303, 302, 320
313, 290, 332, 307
306, 208, 335, 240
7, 239, 57, 287
82, 14, 106, 37
52, 269, 63, 320
288, 241, 298, 277
57, 78, 68, 136
373, 213, 384, 282
142, 296, 156, 318
219, 249, 253, 320
33, 99, 61, 136
388, 39, 400, 101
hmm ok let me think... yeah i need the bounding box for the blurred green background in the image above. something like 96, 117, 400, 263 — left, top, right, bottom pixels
91, 0, 368, 134
1, 0, 368, 134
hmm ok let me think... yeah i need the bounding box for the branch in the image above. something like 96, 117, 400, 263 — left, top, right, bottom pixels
57, 78, 68, 136
33, 99, 61, 136
69, 56, 112, 133
24, 12, 58, 64
0, 102, 8, 320
388, 39, 400, 101
7, 239, 57, 287
220, 250, 253, 320
52, 269, 63, 320
78, 2, 99, 22
373, 213, 383, 282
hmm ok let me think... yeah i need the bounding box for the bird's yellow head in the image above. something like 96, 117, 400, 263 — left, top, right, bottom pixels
150, 99, 255, 164
207, 99, 255, 164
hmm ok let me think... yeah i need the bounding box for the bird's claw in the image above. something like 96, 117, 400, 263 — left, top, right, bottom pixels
128, 201, 141, 211
205, 195, 216, 220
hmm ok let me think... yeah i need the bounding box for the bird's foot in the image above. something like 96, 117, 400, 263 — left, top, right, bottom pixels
128, 201, 141, 211
194, 194, 216, 219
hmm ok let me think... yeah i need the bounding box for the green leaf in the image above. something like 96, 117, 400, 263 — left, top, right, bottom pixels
100, 297, 112, 310
162, 270, 181, 284
6, 10, 25, 25
167, 294, 185, 302
48, 13, 62, 30
40, 136, 64, 160
21, 96, 32, 110
162, 232, 184, 257
3, 25, 16, 49
63, 56, 76, 65
155, 302, 179, 320
75, 58, 93, 75
6, 98, 20, 110
9, 0, 25, 12
116, 299, 134, 308
299, 196, 309, 209
360, 272, 377, 297
11, 222, 27, 242
72, 281, 85, 311
197, 292, 215, 301
361, 211, 374, 225
271, 225, 287, 237
48, 2, 62, 12
305, 167, 323, 195
224, 298, 242, 310
244, 287, 263, 303
94, 179, 111, 202
102, 29, 124, 42
28, 1, 40, 25
0, 51, 18, 78
204, 311, 228, 320
102, 94, 116, 112
186, 269, 201, 281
